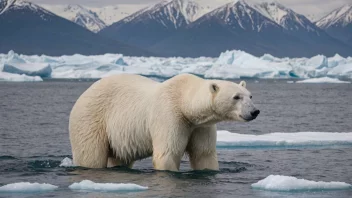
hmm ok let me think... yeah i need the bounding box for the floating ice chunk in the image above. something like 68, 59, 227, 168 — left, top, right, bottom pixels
6, 50, 26, 63
209, 50, 293, 79
69, 180, 148, 192
3, 63, 52, 78
260, 54, 279, 62
328, 63, 352, 79
112, 57, 128, 66
0, 182, 58, 193
296, 77, 350, 84
251, 175, 352, 192
306, 55, 328, 69
328, 54, 347, 68
59, 157, 75, 167
0, 72, 43, 82
216, 131, 352, 148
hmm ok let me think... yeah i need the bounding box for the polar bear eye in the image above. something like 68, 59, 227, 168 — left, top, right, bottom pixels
233, 95, 241, 100
250, 96, 253, 99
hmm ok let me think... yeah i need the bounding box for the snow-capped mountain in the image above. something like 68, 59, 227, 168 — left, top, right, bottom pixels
89, 4, 147, 26
41, 4, 106, 32
206, 0, 280, 32
0, 0, 54, 17
316, 4, 352, 44
150, 0, 301, 57
250, 1, 350, 51
254, 1, 319, 33
120, 0, 204, 28
42, 4, 147, 31
150, 0, 351, 58
0, 0, 152, 56
99, 0, 206, 48
317, 4, 352, 28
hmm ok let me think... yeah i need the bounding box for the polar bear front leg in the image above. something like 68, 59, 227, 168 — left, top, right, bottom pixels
152, 154, 182, 171
151, 125, 190, 172
187, 125, 219, 171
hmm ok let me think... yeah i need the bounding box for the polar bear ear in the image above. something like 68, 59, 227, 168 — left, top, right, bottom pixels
239, 81, 246, 88
210, 83, 219, 93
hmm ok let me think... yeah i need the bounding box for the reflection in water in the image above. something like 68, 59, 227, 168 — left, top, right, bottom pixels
66, 166, 223, 198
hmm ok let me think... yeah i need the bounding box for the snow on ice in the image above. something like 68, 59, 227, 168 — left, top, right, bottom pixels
296, 77, 351, 84
0, 72, 43, 82
0, 182, 58, 193
216, 131, 352, 148
68, 180, 148, 192
0, 50, 351, 82
251, 175, 352, 192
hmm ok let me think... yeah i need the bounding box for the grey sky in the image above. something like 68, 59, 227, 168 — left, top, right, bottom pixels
31, 0, 350, 16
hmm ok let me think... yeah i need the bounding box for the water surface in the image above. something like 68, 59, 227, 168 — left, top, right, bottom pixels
0, 80, 351, 198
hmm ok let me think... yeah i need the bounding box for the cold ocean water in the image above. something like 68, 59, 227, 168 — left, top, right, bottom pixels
0, 79, 352, 198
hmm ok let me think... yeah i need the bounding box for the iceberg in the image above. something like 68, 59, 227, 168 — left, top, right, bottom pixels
69, 180, 148, 192
216, 131, 352, 148
327, 63, 352, 79
0, 50, 351, 81
296, 77, 350, 84
251, 175, 351, 192
0, 72, 43, 82
4, 50, 27, 64
0, 182, 58, 193
208, 50, 292, 79
3, 63, 52, 78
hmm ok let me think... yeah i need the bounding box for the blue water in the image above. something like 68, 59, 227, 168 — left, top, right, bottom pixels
0, 80, 352, 198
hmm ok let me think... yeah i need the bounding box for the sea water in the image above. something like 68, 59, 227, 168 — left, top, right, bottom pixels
0, 79, 351, 198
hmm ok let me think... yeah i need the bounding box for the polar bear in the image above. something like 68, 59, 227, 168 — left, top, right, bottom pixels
69, 73, 259, 171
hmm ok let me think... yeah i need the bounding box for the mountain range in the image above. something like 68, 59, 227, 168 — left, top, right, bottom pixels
99, 0, 207, 49
0, 0, 351, 57
316, 4, 352, 45
40, 4, 148, 32
0, 0, 151, 56
99, 0, 352, 57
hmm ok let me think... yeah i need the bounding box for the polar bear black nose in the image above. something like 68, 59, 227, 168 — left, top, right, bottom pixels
251, 109, 260, 117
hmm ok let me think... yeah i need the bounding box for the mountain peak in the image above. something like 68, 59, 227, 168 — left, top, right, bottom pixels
316, 4, 352, 28
40, 4, 106, 32
253, 1, 318, 33
0, 0, 53, 18
121, 0, 203, 28
227, 0, 252, 7
254, 1, 293, 25
206, 0, 279, 32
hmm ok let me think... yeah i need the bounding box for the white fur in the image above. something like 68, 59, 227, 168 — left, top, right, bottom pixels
69, 73, 258, 171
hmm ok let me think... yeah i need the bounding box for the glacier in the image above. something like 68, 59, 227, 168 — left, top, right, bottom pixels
251, 175, 351, 192
0, 50, 351, 82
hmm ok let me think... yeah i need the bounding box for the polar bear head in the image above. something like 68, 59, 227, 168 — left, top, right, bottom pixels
210, 80, 260, 122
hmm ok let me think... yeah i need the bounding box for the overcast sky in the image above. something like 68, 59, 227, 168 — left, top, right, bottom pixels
31, 0, 350, 16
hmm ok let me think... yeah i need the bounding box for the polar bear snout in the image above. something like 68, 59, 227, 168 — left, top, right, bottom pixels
240, 109, 259, 122
250, 109, 260, 118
